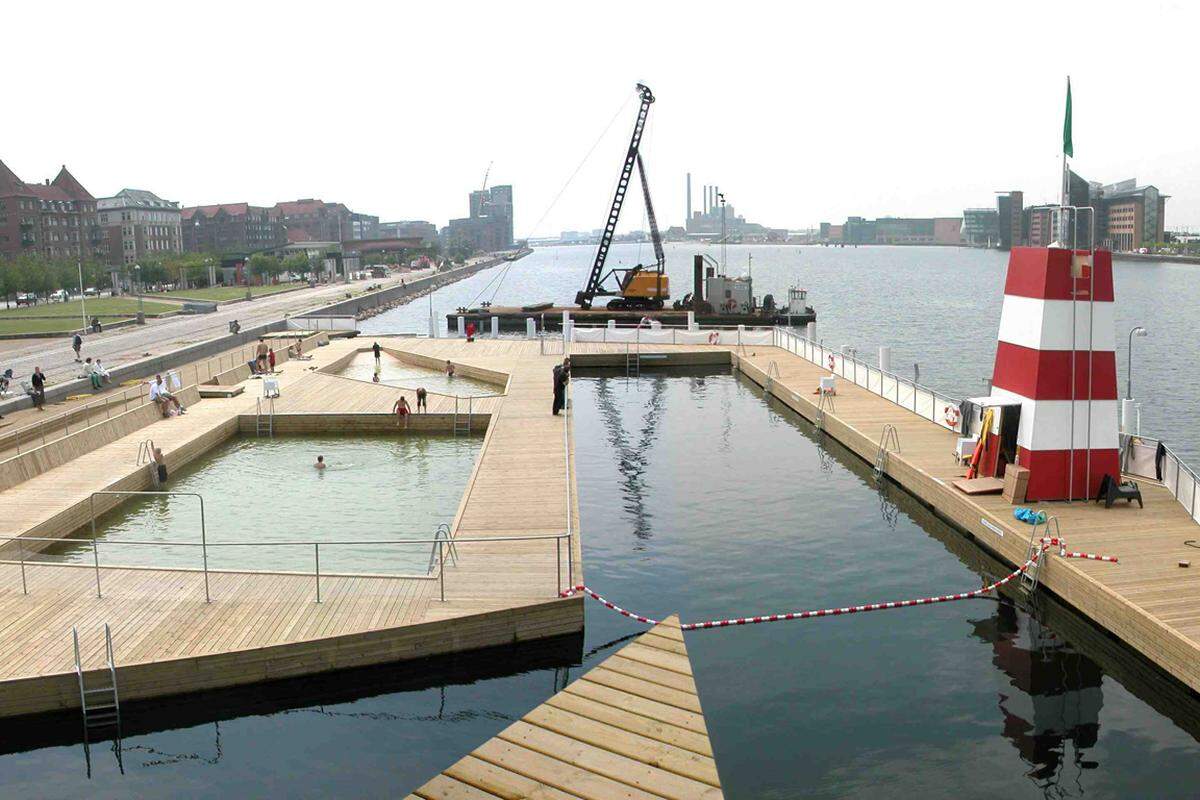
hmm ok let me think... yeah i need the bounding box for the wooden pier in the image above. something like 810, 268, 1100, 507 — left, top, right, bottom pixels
0, 336, 582, 718
408, 615, 724, 800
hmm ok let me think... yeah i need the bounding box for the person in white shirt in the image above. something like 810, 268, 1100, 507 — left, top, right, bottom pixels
150, 374, 185, 416
94, 359, 110, 385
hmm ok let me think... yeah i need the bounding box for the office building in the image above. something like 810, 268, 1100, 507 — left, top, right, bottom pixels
379, 220, 438, 247
96, 188, 182, 266
182, 203, 285, 253
1098, 180, 1166, 251
996, 191, 1024, 250
442, 184, 514, 253
0, 159, 103, 260
962, 208, 1000, 246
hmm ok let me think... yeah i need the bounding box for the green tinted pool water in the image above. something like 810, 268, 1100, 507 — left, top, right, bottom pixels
46, 434, 481, 575
337, 351, 498, 396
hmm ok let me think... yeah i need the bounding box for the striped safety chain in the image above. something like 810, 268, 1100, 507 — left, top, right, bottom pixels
560, 537, 1118, 632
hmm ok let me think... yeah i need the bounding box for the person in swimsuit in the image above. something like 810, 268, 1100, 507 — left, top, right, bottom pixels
445, 360, 454, 378
392, 396, 411, 429
314, 455, 326, 470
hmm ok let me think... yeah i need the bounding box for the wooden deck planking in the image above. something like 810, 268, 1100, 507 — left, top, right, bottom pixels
732, 344, 1200, 694
409, 615, 723, 800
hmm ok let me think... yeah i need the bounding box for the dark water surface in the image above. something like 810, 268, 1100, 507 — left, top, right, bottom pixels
2, 368, 1198, 798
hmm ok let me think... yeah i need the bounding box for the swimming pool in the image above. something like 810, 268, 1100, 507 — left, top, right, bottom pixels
41, 434, 481, 575
335, 351, 498, 397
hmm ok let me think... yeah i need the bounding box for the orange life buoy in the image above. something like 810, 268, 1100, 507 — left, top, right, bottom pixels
707, 331, 720, 345
944, 405, 961, 429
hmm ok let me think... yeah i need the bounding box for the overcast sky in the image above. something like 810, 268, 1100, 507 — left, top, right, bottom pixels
7, 1, 1198, 236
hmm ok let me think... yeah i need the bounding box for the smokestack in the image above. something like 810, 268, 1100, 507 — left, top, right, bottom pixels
686, 173, 692, 221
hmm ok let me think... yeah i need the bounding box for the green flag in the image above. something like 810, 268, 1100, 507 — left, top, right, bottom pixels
1063, 78, 1073, 158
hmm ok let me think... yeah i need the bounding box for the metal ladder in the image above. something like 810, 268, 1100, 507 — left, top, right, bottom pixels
453, 396, 472, 436
1020, 515, 1059, 595
255, 397, 274, 438
765, 361, 780, 393
74, 624, 121, 736
815, 386, 835, 432
874, 424, 901, 481
426, 523, 459, 574
625, 342, 640, 378
135, 438, 155, 466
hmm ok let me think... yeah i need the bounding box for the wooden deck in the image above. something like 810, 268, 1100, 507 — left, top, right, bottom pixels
407, 615, 724, 800
0, 336, 584, 718
730, 345, 1200, 695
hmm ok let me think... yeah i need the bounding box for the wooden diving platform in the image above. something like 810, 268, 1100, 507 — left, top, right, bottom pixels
407, 615, 724, 800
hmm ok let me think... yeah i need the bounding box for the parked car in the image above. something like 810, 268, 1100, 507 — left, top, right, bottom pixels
49, 289, 69, 302
83, 287, 100, 297
15, 293, 37, 306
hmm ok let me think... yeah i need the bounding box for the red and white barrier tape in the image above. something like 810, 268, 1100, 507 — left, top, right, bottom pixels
560, 538, 1118, 631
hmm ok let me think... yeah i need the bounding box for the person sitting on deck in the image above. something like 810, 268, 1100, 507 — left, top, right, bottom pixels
0, 368, 12, 396
85, 358, 102, 389
94, 359, 110, 385
392, 395, 411, 429
149, 374, 185, 416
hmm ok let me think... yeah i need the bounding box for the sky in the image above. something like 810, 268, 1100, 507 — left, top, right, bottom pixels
6, 1, 1199, 236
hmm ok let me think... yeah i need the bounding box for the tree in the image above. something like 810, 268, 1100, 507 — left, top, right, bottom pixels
247, 254, 283, 284
282, 253, 309, 280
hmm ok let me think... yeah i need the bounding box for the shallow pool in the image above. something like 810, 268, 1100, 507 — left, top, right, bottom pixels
45, 434, 480, 575
336, 351, 498, 397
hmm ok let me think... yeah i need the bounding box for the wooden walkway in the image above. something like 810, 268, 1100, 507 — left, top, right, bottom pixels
408, 615, 723, 800
0, 337, 584, 718
731, 345, 1200, 695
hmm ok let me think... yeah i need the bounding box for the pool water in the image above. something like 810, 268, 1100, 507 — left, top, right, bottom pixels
3, 369, 1199, 798
44, 434, 481, 575
335, 351, 499, 397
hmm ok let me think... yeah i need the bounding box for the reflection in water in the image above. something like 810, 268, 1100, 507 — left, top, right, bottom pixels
591, 374, 667, 543
971, 599, 1103, 798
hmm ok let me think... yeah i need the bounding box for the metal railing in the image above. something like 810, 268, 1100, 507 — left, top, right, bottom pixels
773, 326, 963, 433
0, 531, 573, 605
563, 376, 574, 590
1, 383, 150, 459
1122, 434, 1200, 524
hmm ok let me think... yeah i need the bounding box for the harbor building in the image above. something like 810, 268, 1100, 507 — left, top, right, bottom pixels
181, 202, 286, 254
270, 199, 354, 243
821, 215, 963, 245
996, 190, 1024, 250
96, 188, 182, 267
442, 184, 514, 253
1100, 180, 1166, 251
962, 208, 1000, 246
684, 176, 785, 241
378, 220, 438, 247
0, 159, 104, 261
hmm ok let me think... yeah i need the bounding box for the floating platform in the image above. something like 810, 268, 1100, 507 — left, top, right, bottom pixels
407, 614, 724, 799
447, 305, 815, 333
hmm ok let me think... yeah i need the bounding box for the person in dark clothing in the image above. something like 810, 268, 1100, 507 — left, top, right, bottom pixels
30, 367, 45, 410
416, 387, 427, 412
72, 333, 83, 362
552, 357, 570, 415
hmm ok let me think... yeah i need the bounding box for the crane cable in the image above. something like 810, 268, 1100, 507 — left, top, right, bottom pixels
463, 91, 638, 311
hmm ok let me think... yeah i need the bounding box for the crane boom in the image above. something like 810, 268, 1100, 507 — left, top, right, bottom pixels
575, 83, 657, 309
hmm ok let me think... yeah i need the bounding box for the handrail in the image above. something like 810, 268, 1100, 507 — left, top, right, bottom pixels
90, 490, 207, 601
563, 372, 574, 589
773, 326, 963, 432
4, 383, 150, 458
1, 531, 573, 605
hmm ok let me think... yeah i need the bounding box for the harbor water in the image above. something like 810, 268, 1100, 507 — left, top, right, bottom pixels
3, 246, 1199, 797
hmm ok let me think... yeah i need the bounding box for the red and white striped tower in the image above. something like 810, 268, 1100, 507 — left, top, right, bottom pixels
989, 246, 1119, 501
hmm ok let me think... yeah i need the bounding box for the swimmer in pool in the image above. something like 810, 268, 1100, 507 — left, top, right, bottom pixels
314, 455, 326, 470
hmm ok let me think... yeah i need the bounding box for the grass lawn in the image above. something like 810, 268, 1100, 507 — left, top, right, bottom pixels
160, 282, 306, 302
0, 316, 134, 335
0, 298, 175, 318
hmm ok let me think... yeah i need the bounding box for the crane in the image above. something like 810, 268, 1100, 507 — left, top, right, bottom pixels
480, 160, 493, 192
574, 83, 668, 310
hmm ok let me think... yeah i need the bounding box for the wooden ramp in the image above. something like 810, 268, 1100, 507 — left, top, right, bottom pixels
407, 615, 724, 800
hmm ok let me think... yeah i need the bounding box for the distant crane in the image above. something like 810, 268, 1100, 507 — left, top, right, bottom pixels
574, 83, 668, 310
480, 161, 493, 192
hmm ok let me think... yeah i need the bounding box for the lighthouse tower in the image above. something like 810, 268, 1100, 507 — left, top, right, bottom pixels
989, 247, 1119, 501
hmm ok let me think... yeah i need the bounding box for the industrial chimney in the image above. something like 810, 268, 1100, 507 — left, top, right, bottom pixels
686, 173, 692, 222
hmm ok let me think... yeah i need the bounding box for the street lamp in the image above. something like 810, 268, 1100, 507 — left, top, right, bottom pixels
1126, 326, 1148, 399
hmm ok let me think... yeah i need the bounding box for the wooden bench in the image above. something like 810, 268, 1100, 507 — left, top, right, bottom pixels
198, 384, 245, 398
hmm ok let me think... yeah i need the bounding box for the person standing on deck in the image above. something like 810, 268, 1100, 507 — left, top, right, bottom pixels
552, 357, 570, 415
268, 348, 276, 373
72, 332, 83, 362
31, 367, 45, 410
465, 322, 476, 342
416, 387, 427, 412
255, 337, 269, 373
392, 395, 411, 429
372, 341, 382, 369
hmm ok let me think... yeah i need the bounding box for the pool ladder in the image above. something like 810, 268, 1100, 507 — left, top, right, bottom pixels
625, 342, 640, 379
1020, 515, 1060, 595
135, 438, 155, 466
453, 396, 472, 436
874, 424, 901, 482
815, 386, 835, 432
255, 397, 274, 438
74, 624, 122, 737
765, 360, 780, 393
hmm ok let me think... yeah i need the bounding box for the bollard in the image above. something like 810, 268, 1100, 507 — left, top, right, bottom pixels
428, 312, 438, 339
878, 346, 891, 374
806, 321, 817, 341
491, 316, 499, 338
687, 310, 696, 331
457, 315, 466, 337
525, 317, 536, 339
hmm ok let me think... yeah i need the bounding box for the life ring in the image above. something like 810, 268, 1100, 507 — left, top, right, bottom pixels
944, 405, 961, 428
707, 331, 720, 345
827, 354, 835, 371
